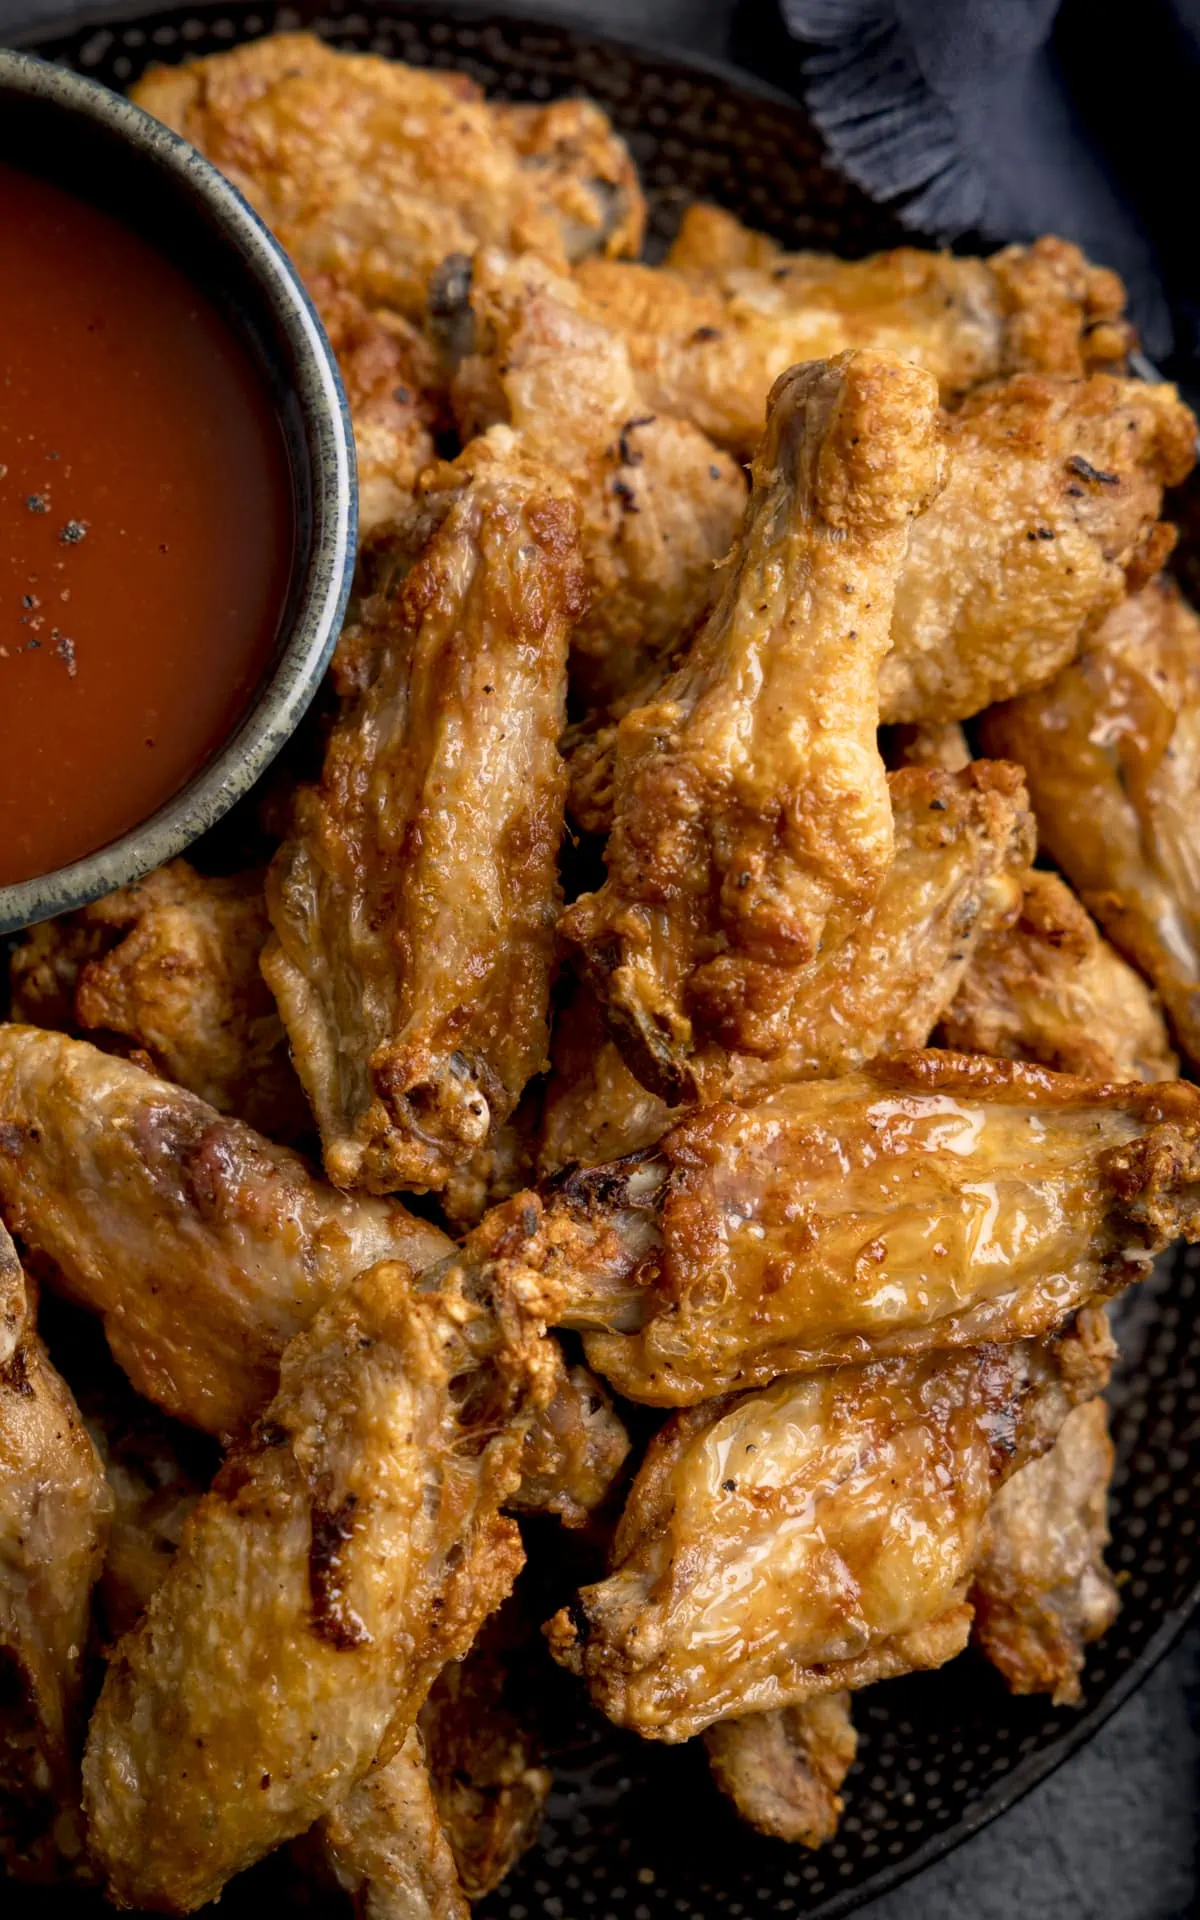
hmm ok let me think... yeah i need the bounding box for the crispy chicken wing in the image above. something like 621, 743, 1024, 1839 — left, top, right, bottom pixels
703, 1695, 857, 1848
265, 432, 585, 1195
547, 1311, 1113, 1741
560, 349, 945, 1100
576, 222, 1133, 457
132, 34, 642, 320
878, 373, 1193, 723
83, 1249, 561, 1912
981, 576, 1200, 1069
537, 986, 674, 1177
307, 1730, 469, 1920
971, 1396, 1118, 1705
9, 860, 307, 1141
447, 249, 747, 707
0, 1026, 451, 1437
938, 869, 1177, 1081
510, 1351, 630, 1528
0, 1225, 111, 1881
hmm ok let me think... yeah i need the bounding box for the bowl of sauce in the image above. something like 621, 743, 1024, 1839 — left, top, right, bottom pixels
0, 49, 356, 930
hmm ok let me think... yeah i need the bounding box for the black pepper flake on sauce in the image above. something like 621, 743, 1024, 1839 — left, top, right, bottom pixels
25, 494, 48, 513
59, 519, 88, 544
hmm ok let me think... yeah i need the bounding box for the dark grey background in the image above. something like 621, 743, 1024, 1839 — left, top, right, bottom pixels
3, 0, 1199, 1913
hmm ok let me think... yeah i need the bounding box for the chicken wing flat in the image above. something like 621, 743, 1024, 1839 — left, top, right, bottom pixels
83, 1248, 561, 1912
703, 1694, 857, 1848
561, 1054, 1200, 1403
971, 1396, 1118, 1705
446, 249, 747, 707
981, 576, 1200, 1069
547, 1310, 1113, 1741
537, 986, 674, 1177
307, 1730, 469, 1920
575, 224, 1133, 458
879, 373, 1193, 724
510, 1349, 630, 1528
9, 860, 307, 1142
0, 1026, 450, 1437
265, 433, 584, 1196
0, 1225, 111, 1880
560, 349, 945, 1100
132, 34, 643, 320
938, 869, 1178, 1082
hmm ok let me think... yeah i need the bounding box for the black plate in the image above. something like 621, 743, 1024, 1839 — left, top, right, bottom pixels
4, 4, 1200, 1915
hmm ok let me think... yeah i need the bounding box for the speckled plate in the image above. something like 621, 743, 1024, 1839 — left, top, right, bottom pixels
4, 4, 1200, 1916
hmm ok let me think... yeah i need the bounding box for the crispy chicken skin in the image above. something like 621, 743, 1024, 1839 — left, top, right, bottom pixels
971, 1396, 1118, 1706
448, 249, 747, 708
132, 34, 643, 319
0, 1027, 451, 1437
939, 869, 1178, 1082
0, 1225, 111, 1880
9, 861, 307, 1142
576, 221, 1133, 458
510, 1351, 631, 1527
548, 1311, 1113, 1741
878, 373, 1194, 724
83, 1250, 561, 1912
537, 986, 675, 1177
704, 1695, 857, 1848
560, 349, 945, 1100
307, 1730, 469, 1920
564, 1054, 1200, 1404
981, 577, 1200, 1069
265, 432, 585, 1196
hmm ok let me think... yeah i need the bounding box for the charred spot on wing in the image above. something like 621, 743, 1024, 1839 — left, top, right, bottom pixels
0, 1343, 33, 1397
546, 1151, 665, 1219
309, 1494, 372, 1651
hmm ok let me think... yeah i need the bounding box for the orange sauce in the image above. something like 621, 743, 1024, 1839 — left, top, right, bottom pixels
0, 161, 294, 887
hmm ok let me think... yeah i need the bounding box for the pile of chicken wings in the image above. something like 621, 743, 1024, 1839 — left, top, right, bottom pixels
5, 31, 1200, 1912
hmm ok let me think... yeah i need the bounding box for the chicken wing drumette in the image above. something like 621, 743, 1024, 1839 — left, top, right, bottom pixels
704, 1695, 857, 1848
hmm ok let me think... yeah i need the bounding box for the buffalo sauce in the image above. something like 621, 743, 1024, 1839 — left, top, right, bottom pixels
0, 162, 294, 886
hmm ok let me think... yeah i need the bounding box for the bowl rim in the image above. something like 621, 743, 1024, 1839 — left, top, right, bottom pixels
0, 44, 357, 933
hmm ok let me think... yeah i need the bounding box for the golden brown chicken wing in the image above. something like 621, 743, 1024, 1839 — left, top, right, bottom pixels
9, 860, 307, 1141
576, 221, 1133, 457
0, 1224, 111, 1881
981, 576, 1200, 1069
83, 1247, 561, 1912
510, 1351, 630, 1528
306, 1730, 469, 1920
265, 432, 585, 1196
0, 1026, 450, 1437
703, 1695, 857, 1848
560, 348, 945, 1100
971, 1396, 1118, 1705
132, 34, 643, 320
938, 869, 1178, 1081
447, 248, 747, 707
547, 1310, 1112, 1741
537, 986, 675, 1177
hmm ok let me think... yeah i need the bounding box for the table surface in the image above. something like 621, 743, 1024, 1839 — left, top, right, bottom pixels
3, 0, 1200, 1915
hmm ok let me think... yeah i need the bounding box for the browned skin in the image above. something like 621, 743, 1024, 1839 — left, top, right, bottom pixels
447, 249, 747, 708
0, 1026, 451, 1438
8, 860, 308, 1142
305, 1730, 470, 1920
879, 374, 1194, 724
510, 1351, 631, 1528
704, 1695, 857, 1848
576, 216, 1133, 458
537, 986, 675, 1178
83, 1250, 565, 1913
265, 433, 586, 1195
547, 1311, 1113, 1741
132, 34, 643, 321
982, 576, 1200, 1070
560, 349, 945, 1101
971, 1396, 1118, 1706
938, 869, 1178, 1082
0, 1224, 111, 1881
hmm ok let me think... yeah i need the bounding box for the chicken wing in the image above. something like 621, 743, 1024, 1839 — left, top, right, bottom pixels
537, 985, 674, 1177
703, 1695, 857, 1848
0, 1026, 451, 1437
981, 576, 1200, 1069
938, 869, 1178, 1082
83, 1247, 561, 1912
971, 1396, 1118, 1705
8, 860, 307, 1141
446, 248, 747, 707
510, 1351, 631, 1528
0, 1224, 111, 1880
132, 34, 643, 320
878, 373, 1193, 723
265, 433, 584, 1196
306, 1730, 469, 1920
576, 222, 1133, 457
547, 1309, 1113, 1741
560, 348, 945, 1100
